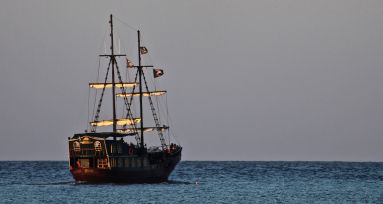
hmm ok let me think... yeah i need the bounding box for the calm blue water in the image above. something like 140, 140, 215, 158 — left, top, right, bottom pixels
0, 161, 383, 203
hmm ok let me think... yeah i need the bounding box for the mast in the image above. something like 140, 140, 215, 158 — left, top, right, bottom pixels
138, 30, 144, 149
110, 14, 117, 138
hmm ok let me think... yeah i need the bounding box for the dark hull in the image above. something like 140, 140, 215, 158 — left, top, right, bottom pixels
70, 151, 181, 183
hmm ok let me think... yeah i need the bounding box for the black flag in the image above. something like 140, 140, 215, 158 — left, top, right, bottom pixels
140, 46, 148, 54
153, 69, 164, 78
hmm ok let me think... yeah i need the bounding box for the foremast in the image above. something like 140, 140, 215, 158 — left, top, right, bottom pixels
110, 14, 117, 137
138, 30, 144, 149
91, 14, 127, 137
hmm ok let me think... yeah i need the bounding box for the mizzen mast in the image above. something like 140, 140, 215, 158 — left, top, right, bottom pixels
138, 30, 144, 149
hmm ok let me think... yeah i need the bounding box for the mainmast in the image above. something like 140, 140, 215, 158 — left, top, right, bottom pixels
110, 14, 117, 138
138, 30, 144, 149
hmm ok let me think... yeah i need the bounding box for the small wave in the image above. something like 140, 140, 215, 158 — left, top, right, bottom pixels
0, 181, 75, 186
69, 180, 196, 185
26, 181, 75, 186
166, 180, 196, 185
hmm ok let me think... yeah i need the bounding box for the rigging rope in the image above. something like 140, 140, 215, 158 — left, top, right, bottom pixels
165, 94, 170, 145
140, 42, 177, 147
113, 16, 138, 32
150, 68, 162, 125
114, 58, 141, 145
91, 57, 102, 127
91, 59, 112, 132
87, 87, 90, 131
142, 71, 168, 150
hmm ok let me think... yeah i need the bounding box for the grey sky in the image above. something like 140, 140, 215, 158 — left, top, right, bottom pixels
0, 0, 382, 161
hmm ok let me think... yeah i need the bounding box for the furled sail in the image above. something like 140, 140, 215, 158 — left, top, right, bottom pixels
116, 90, 166, 97
89, 82, 137, 89
90, 118, 141, 127
117, 126, 169, 134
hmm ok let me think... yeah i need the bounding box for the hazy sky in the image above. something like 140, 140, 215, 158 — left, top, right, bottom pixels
0, 0, 383, 161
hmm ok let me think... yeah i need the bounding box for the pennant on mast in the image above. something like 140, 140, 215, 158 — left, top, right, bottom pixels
126, 58, 135, 68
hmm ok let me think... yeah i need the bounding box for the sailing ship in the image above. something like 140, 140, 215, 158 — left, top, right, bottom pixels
68, 15, 182, 183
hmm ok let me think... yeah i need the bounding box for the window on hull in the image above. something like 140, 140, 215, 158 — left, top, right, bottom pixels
97, 159, 108, 168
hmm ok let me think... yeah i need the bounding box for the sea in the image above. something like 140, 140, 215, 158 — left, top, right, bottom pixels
0, 161, 383, 203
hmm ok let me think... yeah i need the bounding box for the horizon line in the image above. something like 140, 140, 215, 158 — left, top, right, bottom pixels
0, 159, 382, 162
